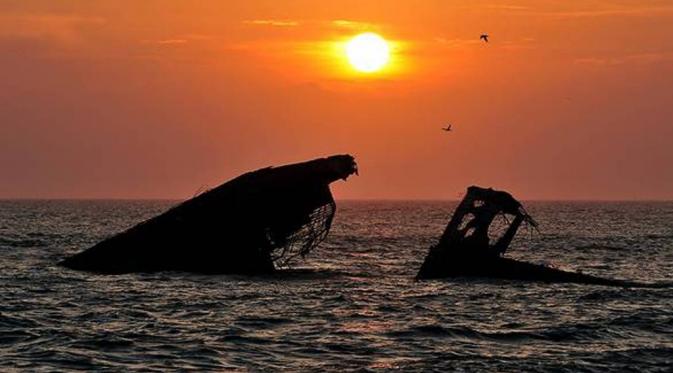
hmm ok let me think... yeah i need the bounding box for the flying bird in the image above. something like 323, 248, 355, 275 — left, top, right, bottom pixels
480, 34, 489, 43
442, 124, 453, 132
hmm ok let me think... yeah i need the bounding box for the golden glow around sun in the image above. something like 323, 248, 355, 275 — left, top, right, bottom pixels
345, 33, 390, 73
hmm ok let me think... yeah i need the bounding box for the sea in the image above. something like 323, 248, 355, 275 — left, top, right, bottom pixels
1, 200, 672, 372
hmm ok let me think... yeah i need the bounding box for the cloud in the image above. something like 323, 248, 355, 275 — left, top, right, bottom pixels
522, 6, 673, 18
241, 18, 381, 35
483, 4, 530, 11
140, 34, 220, 47
331, 19, 376, 30
243, 19, 299, 27
433, 37, 480, 47
433, 36, 535, 49
575, 52, 673, 66
500, 37, 536, 50
155, 39, 188, 45
0, 14, 105, 43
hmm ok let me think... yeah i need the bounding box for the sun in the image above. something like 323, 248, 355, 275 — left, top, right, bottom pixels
345, 33, 390, 73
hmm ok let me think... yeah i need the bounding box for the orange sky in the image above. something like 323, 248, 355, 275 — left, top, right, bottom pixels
1, 0, 672, 200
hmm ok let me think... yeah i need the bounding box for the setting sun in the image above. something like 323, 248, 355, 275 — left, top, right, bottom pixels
345, 32, 390, 73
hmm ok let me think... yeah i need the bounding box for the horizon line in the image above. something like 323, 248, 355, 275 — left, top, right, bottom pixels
1, 197, 672, 203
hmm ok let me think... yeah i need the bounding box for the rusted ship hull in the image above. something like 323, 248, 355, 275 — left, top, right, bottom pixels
416, 186, 654, 287
418, 253, 636, 286
61, 155, 357, 275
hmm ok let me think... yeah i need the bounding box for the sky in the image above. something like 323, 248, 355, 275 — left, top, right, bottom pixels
1, 0, 672, 200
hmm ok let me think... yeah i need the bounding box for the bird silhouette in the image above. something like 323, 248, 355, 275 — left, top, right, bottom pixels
442, 124, 453, 132
480, 34, 489, 43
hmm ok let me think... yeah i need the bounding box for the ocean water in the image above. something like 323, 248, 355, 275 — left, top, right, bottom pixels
1, 200, 672, 371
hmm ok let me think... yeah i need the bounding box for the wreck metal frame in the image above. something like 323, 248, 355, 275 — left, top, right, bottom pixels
61, 155, 357, 274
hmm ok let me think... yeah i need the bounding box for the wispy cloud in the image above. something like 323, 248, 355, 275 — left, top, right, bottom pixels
483, 4, 530, 11
243, 19, 299, 27
155, 39, 188, 45
500, 37, 536, 50
331, 19, 377, 30
141, 34, 219, 46
242, 18, 381, 33
433, 37, 480, 47
433, 36, 535, 49
522, 6, 673, 18
575, 52, 673, 66
0, 14, 105, 42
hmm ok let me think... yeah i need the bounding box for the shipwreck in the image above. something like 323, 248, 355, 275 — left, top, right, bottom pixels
417, 186, 649, 286
61, 155, 358, 274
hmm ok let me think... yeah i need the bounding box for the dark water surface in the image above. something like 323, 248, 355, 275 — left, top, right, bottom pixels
1, 200, 672, 371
